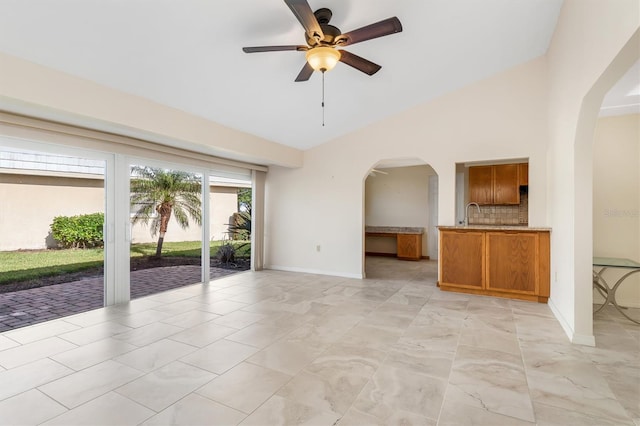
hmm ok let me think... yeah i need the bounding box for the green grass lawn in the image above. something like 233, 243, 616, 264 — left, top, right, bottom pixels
0, 240, 250, 285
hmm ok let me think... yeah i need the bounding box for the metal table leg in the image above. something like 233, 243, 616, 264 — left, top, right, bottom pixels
593, 266, 640, 324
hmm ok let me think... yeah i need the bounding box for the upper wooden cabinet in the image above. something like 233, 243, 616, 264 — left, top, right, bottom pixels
493, 164, 519, 204
468, 166, 493, 205
519, 163, 528, 186
468, 163, 525, 205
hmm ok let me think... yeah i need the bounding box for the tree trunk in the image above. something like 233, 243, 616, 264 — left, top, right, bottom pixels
155, 232, 165, 258
155, 202, 173, 258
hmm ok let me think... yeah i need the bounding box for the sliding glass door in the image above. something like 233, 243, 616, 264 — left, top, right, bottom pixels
128, 162, 204, 299
0, 138, 111, 330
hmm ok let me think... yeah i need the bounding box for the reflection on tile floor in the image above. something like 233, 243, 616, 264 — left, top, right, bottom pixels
0, 257, 638, 425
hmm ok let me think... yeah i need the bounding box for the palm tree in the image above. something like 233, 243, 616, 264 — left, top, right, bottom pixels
130, 166, 202, 258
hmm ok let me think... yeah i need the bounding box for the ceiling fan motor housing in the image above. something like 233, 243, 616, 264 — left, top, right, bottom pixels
305, 8, 346, 46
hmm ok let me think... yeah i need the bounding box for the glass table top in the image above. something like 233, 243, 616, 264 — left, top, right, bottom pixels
593, 257, 640, 269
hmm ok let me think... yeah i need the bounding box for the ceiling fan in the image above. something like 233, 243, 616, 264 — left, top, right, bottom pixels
242, 0, 403, 81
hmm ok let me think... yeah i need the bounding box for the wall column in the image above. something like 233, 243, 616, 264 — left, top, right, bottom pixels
251, 170, 266, 271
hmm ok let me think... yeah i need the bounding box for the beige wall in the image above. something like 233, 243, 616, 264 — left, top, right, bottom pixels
0, 174, 104, 250
265, 56, 549, 278
593, 114, 640, 307
364, 165, 435, 257
0, 173, 241, 250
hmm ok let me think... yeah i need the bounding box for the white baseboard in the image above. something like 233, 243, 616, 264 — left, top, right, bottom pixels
572, 332, 596, 346
266, 265, 363, 280
548, 298, 595, 347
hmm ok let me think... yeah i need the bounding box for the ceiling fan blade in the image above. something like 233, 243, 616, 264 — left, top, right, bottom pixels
371, 169, 389, 175
242, 45, 307, 53
284, 0, 324, 41
339, 17, 402, 46
338, 50, 381, 76
294, 62, 314, 82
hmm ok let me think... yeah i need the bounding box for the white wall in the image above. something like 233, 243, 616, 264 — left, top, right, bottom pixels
592, 114, 640, 307
265, 56, 549, 278
545, 0, 639, 344
364, 165, 435, 257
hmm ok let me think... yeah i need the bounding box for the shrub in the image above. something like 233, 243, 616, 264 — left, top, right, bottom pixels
51, 213, 104, 248
216, 242, 236, 264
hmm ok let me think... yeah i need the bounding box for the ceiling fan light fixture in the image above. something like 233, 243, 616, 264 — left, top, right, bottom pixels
305, 46, 341, 72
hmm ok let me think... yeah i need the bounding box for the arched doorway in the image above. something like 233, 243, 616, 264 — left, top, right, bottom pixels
573, 30, 640, 341
362, 158, 438, 278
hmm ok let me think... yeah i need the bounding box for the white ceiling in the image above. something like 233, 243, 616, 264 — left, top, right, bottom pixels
0, 0, 567, 150
600, 60, 640, 117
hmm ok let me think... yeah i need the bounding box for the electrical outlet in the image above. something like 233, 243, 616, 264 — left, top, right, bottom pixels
316, 245, 321, 252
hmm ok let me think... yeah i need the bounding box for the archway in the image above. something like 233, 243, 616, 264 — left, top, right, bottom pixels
573, 29, 640, 342
362, 158, 438, 279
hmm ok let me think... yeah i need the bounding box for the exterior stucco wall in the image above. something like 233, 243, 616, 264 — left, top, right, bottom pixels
0, 173, 104, 250
0, 173, 241, 250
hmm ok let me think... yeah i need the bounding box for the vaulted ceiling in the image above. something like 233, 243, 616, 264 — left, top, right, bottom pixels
0, 1, 570, 150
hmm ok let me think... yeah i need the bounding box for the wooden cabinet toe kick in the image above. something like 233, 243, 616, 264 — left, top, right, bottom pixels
438, 285, 549, 303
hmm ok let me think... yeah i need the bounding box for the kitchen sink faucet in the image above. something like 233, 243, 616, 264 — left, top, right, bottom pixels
465, 202, 481, 226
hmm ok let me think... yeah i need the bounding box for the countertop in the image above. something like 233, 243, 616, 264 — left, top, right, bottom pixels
365, 226, 424, 235
438, 225, 551, 232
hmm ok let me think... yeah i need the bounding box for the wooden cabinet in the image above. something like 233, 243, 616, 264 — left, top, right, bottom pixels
493, 164, 519, 204
518, 163, 528, 186
365, 227, 423, 261
468, 163, 523, 205
397, 233, 422, 260
486, 232, 537, 294
438, 228, 550, 303
440, 231, 484, 289
468, 166, 493, 205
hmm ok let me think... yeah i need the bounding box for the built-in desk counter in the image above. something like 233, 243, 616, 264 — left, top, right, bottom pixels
365, 226, 424, 261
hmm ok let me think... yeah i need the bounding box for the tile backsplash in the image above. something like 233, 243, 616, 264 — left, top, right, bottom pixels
468, 189, 528, 225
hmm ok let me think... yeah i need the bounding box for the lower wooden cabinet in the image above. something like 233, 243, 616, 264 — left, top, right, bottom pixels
486, 232, 537, 294
439, 228, 550, 303
440, 231, 484, 289
397, 233, 422, 260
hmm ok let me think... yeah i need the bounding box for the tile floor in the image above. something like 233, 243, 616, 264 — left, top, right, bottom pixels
0, 257, 638, 425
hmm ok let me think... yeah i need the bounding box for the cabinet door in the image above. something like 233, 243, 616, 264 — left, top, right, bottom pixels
397, 234, 421, 260
493, 164, 520, 205
439, 231, 484, 289
469, 166, 493, 205
486, 232, 537, 294
518, 163, 528, 186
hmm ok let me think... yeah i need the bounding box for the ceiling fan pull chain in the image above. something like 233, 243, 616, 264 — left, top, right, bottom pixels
322, 70, 326, 126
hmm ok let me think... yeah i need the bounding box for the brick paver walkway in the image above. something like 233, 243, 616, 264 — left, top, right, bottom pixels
0, 266, 243, 332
